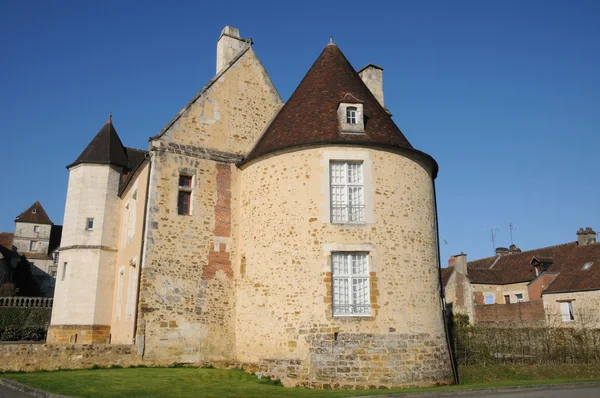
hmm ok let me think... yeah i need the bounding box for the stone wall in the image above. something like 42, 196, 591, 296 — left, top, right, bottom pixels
471, 282, 530, 305
236, 146, 453, 387
474, 300, 545, 325
542, 289, 600, 328
0, 344, 141, 372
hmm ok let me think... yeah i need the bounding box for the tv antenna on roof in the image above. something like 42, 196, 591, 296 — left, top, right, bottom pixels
487, 227, 500, 253
509, 222, 516, 246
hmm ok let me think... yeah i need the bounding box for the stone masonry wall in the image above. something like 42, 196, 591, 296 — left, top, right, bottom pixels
0, 344, 141, 372
136, 47, 282, 363
236, 146, 453, 387
474, 301, 545, 326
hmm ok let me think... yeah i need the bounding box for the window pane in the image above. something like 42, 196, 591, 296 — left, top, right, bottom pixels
347, 163, 363, 184
330, 163, 345, 185
179, 175, 192, 187
332, 253, 348, 275
351, 254, 368, 275
333, 278, 350, 315
352, 278, 370, 314
178, 191, 191, 215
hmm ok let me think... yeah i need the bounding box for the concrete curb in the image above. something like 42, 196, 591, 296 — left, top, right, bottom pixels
0, 377, 71, 398
355, 381, 600, 397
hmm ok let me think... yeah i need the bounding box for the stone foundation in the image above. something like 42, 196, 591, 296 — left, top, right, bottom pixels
0, 344, 141, 372
258, 332, 454, 389
47, 325, 111, 344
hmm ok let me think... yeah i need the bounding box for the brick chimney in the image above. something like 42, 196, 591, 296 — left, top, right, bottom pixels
454, 253, 467, 275
216, 26, 247, 74
495, 247, 509, 256
577, 227, 597, 246
509, 244, 521, 254
358, 64, 384, 107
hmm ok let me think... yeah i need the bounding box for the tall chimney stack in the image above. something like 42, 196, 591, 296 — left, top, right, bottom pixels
577, 227, 597, 246
358, 64, 385, 108
454, 253, 468, 275
216, 26, 247, 74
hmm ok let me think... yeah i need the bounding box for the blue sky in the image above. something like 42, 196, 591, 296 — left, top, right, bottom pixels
1, 0, 598, 264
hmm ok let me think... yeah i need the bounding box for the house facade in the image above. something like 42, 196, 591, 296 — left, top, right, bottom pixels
0, 202, 62, 296
443, 228, 600, 327
47, 27, 454, 388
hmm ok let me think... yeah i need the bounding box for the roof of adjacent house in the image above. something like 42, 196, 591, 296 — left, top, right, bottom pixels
14, 201, 53, 224
242, 42, 437, 174
68, 118, 129, 169
0, 232, 13, 251
442, 240, 600, 294
441, 266, 454, 288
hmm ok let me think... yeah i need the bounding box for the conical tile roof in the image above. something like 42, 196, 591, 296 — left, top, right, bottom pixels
244, 42, 427, 166
15, 201, 52, 224
67, 118, 128, 169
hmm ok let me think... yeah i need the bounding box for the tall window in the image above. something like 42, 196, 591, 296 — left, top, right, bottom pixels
86, 218, 94, 230
560, 301, 575, 322
178, 175, 193, 215
50, 268, 57, 288
346, 107, 357, 124
126, 261, 137, 319
61, 262, 67, 281
53, 252, 59, 265
128, 190, 137, 242
29, 241, 37, 251
332, 252, 370, 316
330, 162, 364, 224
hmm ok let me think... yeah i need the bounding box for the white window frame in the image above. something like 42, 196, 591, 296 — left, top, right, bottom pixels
346, 107, 357, 124
330, 162, 365, 224
332, 252, 371, 316
29, 241, 37, 251
560, 301, 575, 322
33, 225, 39, 233
515, 293, 524, 303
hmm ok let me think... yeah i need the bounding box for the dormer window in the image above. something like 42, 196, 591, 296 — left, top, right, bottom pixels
338, 102, 365, 134
346, 107, 357, 124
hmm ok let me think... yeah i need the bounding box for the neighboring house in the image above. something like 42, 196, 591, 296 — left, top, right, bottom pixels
46, 27, 454, 388
443, 227, 600, 327
0, 202, 62, 296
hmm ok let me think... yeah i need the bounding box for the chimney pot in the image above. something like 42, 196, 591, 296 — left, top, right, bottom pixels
495, 247, 509, 256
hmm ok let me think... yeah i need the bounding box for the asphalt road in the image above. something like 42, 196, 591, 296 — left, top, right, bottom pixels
0, 384, 35, 398
458, 386, 600, 397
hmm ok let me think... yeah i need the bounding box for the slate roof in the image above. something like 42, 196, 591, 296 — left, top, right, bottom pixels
442, 240, 600, 295
441, 266, 454, 288
0, 232, 13, 251
242, 42, 437, 175
14, 202, 53, 224
68, 119, 129, 169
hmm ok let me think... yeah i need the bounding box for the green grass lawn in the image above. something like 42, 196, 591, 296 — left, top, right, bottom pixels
3, 365, 600, 398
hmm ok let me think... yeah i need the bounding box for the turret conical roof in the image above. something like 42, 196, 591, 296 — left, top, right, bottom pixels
243, 42, 419, 164
67, 118, 128, 169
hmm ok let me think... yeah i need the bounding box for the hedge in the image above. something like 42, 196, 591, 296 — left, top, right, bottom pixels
0, 307, 52, 341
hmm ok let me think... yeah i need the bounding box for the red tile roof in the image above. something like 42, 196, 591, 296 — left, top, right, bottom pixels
242, 42, 437, 175
443, 241, 600, 294
14, 201, 53, 224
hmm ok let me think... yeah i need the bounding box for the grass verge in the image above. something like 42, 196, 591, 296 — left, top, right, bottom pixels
2, 364, 600, 397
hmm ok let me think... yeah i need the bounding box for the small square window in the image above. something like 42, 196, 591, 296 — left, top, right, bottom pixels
515, 293, 524, 303
178, 191, 191, 215
86, 218, 94, 230
33, 226, 40, 233
485, 294, 494, 305
179, 175, 192, 188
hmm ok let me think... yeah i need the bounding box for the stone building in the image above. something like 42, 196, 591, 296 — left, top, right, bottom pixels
47, 26, 454, 388
443, 227, 600, 327
0, 202, 62, 296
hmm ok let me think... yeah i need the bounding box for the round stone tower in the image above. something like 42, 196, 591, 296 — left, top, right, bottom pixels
234, 41, 454, 388
48, 118, 128, 344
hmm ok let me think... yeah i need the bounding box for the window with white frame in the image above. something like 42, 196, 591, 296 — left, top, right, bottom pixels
330, 162, 364, 224
484, 294, 494, 305
29, 241, 37, 251
515, 293, 524, 302
33, 225, 39, 233
332, 252, 370, 316
346, 107, 357, 124
560, 301, 575, 322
